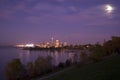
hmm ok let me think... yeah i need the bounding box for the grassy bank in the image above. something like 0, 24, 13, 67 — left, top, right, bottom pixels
41, 55, 120, 80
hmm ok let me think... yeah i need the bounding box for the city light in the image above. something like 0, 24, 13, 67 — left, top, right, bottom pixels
25, 44, 35, 48
16, 44, 25, 48
16, 44, 35, 48
16, 38, 68, 49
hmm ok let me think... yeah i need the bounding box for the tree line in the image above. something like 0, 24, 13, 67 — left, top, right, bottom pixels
5, 56, 73, 80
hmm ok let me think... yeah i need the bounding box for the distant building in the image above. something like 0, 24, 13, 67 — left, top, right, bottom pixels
16, 38, 69, 49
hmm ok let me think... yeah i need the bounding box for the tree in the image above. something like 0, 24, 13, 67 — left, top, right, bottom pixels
73, 53, 78, 64
80, 51, 88, 63
103, 40, 114, 55
5, 59, 25, 80
33, 56, 53, 76
58, 62, 65, 68
26, 62, 34, 78
65, 59, 72, 66
45, 56, 52, 72
103, 36, 120, 55
90, 44, 105, 62
111, 36, 120, 53
34, 56, 44, 76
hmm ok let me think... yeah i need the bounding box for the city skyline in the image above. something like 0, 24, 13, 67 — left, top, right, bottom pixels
16, 37, 68, 48
0, 0, 120, 45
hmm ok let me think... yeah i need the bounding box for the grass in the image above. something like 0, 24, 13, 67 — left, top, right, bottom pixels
44, 55, 120, 80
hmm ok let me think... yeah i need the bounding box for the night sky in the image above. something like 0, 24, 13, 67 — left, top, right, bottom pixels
0, 0, 120, 45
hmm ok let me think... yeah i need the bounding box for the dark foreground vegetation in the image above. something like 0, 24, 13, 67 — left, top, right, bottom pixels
5, 56, 73, 80
5, 36, 120, 80
45, 55, 120, 80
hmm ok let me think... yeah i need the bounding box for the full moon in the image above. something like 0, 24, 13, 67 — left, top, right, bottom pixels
105, 4, 114, 13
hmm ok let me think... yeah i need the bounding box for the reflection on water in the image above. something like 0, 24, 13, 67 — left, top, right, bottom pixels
19, 50, 30, 65
19, 49, 81, 65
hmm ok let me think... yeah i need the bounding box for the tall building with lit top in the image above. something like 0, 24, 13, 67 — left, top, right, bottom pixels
55, 40, 60, 48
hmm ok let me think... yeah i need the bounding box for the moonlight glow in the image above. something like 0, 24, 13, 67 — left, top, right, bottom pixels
105, 4, 114, 13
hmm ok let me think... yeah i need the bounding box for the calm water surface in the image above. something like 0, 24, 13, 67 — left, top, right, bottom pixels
0, 47, 81, 80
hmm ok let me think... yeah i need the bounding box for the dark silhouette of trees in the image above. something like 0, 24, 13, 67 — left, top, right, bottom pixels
73, 53, 78, 64
5, 59, 26, 80
33, 56, 52, 76
26, 62, 34, 78
111, 36, 120, 53
80, 51, 89, 63
65, 59, 72, 67
103, 36, 120, 55
5, 56, 53, 80
34, 56, 45, 76
58, 62, 65, 68
103, 40, 114, 55
90, 44, 105, 62
45, 56, 53, 73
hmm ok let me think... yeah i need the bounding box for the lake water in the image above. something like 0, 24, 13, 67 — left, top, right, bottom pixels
0, 47, 82, 80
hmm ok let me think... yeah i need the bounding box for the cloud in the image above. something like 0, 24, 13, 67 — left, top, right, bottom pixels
23, 2, 120, 28
0, 9, 16, 20
0, 0, 119, 27
56, 0, 65, 2
57, 4, 120, 26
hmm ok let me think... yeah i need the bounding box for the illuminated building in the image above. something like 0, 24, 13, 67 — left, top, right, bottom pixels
16, 44, 25, 48
55, 40, 60, 48
25, 44, 35, 48
16, 43, 35, 48
16, 38, 68, 49
63, 42, 68, 46
51, 37, 54, 47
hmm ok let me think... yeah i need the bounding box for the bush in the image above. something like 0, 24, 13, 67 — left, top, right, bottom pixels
26, 62, 34, 78
58, 62, 65, 68
33, 56, 52, 76
5, 59, 27, 80
90, 44, 105, 62
65, 59, 72, 67
76, 62, 85, 68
